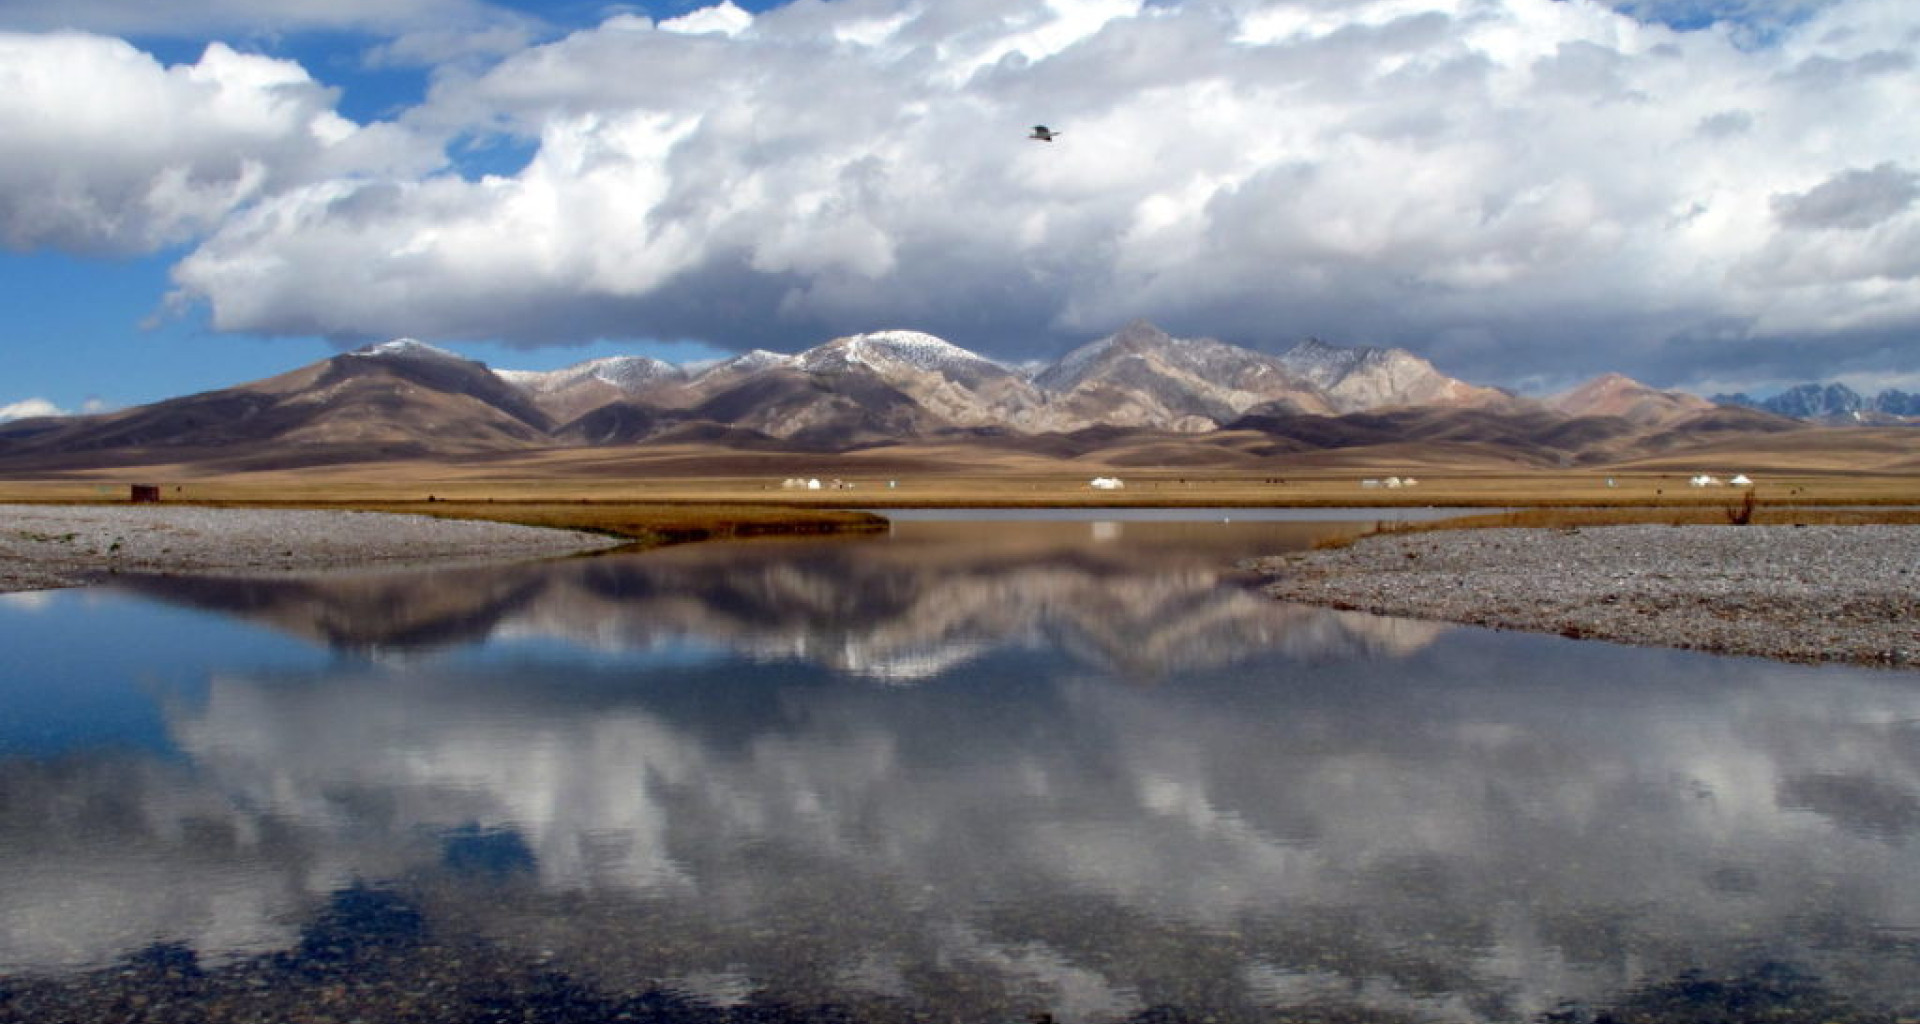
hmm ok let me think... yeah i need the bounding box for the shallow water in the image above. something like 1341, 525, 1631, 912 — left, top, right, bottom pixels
2, 515, 1918, 1023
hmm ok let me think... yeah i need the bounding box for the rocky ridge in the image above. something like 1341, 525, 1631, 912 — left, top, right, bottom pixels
0, 319, 1818, 469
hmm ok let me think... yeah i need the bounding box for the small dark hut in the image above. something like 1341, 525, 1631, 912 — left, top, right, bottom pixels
129, 484, 161, 503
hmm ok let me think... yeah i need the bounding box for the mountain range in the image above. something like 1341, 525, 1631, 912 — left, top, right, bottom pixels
1713, 383, 1920, 425
0, 320, 1906, 474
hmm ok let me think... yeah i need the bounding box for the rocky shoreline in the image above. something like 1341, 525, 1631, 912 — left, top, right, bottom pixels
1248, 523, 1920, 669
7, 506, 1917, 670
0, 504, 626, 592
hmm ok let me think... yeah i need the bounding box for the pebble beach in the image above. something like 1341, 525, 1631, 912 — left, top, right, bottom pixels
0, 504, 626, 592
1249, 523, 1920, 668
6, 505, 1917, 669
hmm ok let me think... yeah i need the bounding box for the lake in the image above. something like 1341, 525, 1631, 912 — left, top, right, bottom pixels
3, 512, 1919, 1023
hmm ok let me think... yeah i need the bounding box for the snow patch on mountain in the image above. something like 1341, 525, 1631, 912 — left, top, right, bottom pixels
799, 330, 1006, 377
720, 350, 793, 373
1277, 338, 1368, 390
352, 338, 474, 366
502, 356, 683, 393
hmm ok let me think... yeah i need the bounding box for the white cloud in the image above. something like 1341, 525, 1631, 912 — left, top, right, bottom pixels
9, 0, 1920, 388
0, 32, 439, 255
0, 397, 64, 421
659, 1, 754, 38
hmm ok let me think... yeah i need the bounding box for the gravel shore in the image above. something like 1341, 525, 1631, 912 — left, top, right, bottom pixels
9, 507, 1917, 669
1249, 524, 1920, 668
0, 504, 627, 592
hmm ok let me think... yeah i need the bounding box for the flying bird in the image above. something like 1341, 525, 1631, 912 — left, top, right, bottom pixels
1028, 125, 1061, 141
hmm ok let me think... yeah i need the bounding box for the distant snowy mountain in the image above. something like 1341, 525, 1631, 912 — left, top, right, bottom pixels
1713, 383, 1919, 425
349, 337, 471, 365
6, 321, 1876, 473
796, 330, 1001, 378
789, 330, 1052, 431
500, 356, 684, 394
502, 356, 690, 422
691, 349, 793, 381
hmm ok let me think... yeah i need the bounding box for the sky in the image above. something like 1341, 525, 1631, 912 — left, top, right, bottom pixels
2, 0, 1917, 422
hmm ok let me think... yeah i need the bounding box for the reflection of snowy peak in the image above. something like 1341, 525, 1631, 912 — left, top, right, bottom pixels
121, 537, 1448, 680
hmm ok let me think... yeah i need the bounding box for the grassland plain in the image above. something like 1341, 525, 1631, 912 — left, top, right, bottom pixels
5, 460, 1918, 507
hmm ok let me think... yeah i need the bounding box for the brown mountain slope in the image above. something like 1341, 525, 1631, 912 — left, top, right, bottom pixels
1035, 321, 1335, 430
0, 342, 552, 471
1547, 372, 1715, 426
1279, 338, 1513, 412
1, 329, 1906, 479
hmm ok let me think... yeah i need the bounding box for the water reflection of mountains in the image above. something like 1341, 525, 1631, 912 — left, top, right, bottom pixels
24, 524, 1912, 1020
116, 526, 1446, 676
8, 620, 1920, 1021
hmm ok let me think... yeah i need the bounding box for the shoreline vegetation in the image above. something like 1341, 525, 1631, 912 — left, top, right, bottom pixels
322, 500, 893, 547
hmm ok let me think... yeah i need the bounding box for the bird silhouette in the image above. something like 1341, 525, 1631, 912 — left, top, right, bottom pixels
1028, 125, 1061, 141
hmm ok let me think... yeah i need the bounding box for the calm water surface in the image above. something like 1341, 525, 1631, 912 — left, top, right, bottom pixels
3, 514, 1919, 1023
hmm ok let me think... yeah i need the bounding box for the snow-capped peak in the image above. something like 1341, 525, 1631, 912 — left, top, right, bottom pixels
586, 355, 679, 388
353, 338, 468, 364
499, 356, 685, 396
800, 330, 1004, 376
723, 349, 795, 372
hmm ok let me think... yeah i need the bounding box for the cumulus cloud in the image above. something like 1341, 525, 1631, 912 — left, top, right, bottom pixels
7, 0, 1920, 389
0, 32, 439, 255
0, 398, 64, 422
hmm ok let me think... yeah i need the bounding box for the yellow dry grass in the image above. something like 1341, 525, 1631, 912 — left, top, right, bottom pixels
335, 501, 892, 546
7, 468, 1914, 507
3, 453, 1916, 544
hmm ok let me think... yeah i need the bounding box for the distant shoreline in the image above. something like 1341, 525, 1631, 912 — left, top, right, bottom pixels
1250, 523, 1920, 669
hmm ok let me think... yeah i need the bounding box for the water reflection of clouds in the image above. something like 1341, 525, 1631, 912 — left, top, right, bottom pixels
173, 670, 703, 897
23, 645, 1888, 1016
0, 591, 52, 612
7, 527, 1920, 1019
0, 756, 307, 973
